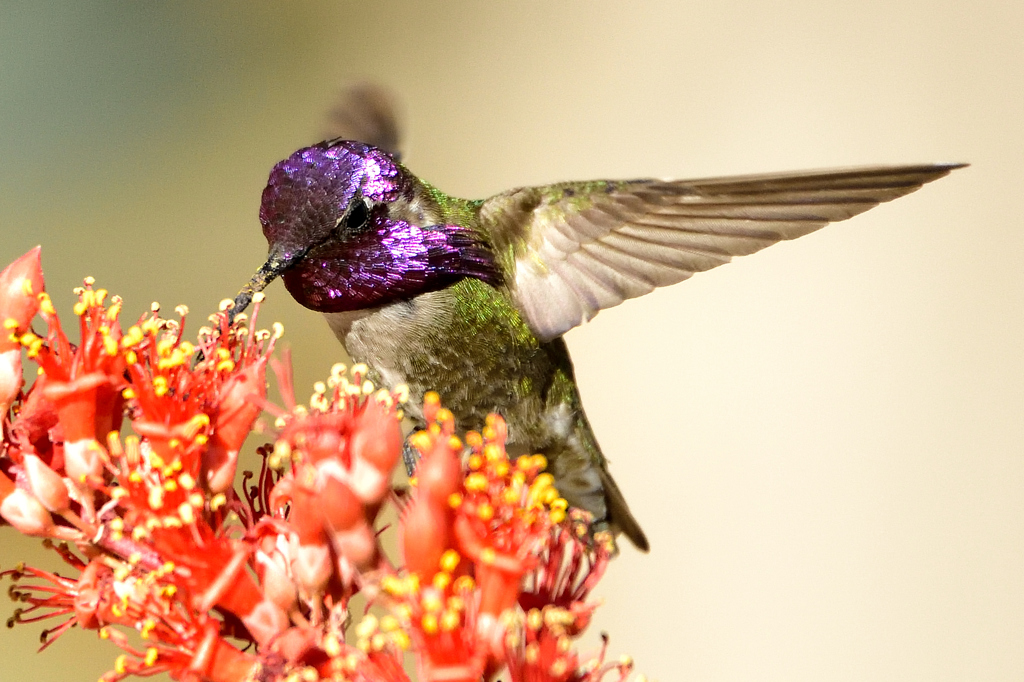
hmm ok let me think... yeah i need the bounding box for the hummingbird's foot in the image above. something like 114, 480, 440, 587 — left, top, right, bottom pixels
401, 439, 421, 478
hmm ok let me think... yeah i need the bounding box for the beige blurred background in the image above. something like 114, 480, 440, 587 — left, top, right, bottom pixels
1, 2, 1021, 681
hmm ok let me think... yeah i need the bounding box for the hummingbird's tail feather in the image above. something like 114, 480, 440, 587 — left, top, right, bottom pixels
541, 423, 650, 552
598, 467, 650, 553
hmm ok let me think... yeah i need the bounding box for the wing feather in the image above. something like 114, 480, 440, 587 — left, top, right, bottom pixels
481, 163, 964, 341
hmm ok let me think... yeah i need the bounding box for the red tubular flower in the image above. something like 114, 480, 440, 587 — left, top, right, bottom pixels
401, 405, 462, 581
201, 297, 276, 494
0, 255, 639, 682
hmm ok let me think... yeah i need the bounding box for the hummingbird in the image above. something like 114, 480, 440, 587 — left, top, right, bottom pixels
232, 88, 963, 552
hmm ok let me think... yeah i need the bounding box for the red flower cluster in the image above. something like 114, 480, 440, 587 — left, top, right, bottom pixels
0, 249, 635, 682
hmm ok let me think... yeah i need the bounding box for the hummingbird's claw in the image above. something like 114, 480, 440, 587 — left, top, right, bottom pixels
401, 439, 421, 478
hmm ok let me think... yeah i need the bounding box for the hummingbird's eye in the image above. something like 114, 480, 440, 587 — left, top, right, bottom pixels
340, 197, 371, 232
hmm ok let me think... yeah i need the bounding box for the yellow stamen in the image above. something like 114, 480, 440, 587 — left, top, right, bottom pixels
439, 549, 460, 572
465, 472, 487, 492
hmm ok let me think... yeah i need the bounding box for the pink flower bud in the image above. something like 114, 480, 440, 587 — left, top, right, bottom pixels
22, 453, 69, 513
0, 348, 22, 415
254, 533, 298, 615
0, 486, 55, 536
0, 246, 44, 353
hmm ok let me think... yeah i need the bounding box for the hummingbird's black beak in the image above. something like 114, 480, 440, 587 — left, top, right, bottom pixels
229, 246, 306, 321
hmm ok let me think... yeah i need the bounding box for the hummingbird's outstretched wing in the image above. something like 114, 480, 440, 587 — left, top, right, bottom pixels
479, 163, 965, 341
323, 83, 403, 159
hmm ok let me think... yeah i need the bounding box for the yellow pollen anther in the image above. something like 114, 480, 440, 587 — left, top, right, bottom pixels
421, 592, 442, 613
145, 648, 159, 666
453, 575, 476, 593
409, 431, 431, 452
477, 502, 494, 521
534, 472, 555, 489
218, 299, 234, 312
465, 472, 487, 492
178, 502, 194, 524
440, 549, 460, 572
354, 614, 378, 639
527, 609, 543, 630
432, 572, 451, 591
102, 335, 118, 356
447, 492, 463, 508
440, 610, 460, 632
323, 634, 342, 657
421, 613, 438, 635
114, 654, 128, 674
480, 548, 496, 565
503, 486, 521, 505
380, 575, 404, 596
467, 454, 483, 470
391, 630, 411, 650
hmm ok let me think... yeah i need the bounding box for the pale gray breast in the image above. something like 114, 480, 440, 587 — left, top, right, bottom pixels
322, 291, 458, 424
